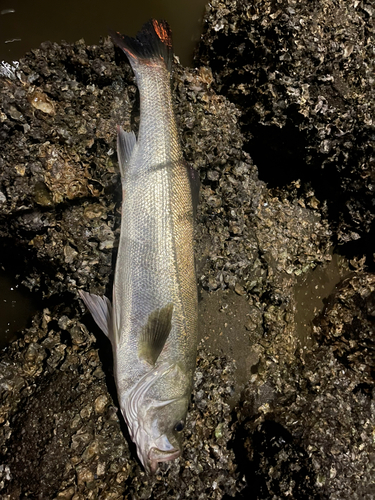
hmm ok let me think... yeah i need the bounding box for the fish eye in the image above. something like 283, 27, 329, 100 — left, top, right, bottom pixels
174, 421, 185, 432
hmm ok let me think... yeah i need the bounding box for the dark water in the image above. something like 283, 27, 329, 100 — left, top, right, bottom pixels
0, 0, 207, 346
0, 269, 40, 348
0, 0, 207, 66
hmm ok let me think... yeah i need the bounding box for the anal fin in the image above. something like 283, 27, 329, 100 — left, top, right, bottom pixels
117, 125, 136, 179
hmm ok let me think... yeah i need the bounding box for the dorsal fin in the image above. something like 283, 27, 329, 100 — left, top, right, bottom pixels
138, 303, 174, 365
79, 290, 113, 342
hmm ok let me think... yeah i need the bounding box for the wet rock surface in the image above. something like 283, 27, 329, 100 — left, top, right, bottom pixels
0, 0, 374, 498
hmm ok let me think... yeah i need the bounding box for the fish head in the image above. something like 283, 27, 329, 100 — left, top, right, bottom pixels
136, 395, 189, 473
121, 362, 191, 473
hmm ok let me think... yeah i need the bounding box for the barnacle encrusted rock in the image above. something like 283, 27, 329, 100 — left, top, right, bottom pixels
197, 0, 375, 249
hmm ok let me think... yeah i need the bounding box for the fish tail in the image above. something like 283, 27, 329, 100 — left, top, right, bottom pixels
110, 19, 173, 73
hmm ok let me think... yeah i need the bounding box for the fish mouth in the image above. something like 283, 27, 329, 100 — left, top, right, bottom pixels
148, 447, 181, 473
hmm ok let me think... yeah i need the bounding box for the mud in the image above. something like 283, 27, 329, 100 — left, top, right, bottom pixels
0, 0, 374, 498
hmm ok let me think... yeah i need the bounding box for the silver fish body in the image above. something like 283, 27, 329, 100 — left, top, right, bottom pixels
80, 20, 198, 473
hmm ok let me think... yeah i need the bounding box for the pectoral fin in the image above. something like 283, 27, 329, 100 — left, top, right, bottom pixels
138, 303, 174, 365
79, 290, 113, 341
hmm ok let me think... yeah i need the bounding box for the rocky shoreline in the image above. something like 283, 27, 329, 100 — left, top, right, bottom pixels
0, 0, 374, 498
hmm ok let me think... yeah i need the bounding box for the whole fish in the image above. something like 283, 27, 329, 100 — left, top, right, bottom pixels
79, 20, 198, 474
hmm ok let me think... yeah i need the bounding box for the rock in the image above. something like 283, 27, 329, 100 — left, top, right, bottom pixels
197, 0, 375, 253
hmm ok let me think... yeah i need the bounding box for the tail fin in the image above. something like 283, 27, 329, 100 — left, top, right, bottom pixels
110, 19, 173, 72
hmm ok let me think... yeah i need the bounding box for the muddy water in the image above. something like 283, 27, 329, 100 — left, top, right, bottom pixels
294, 253, 350, 349
0, 0, 207, 346
199, 254, 350, 401
0, 0, 207, 66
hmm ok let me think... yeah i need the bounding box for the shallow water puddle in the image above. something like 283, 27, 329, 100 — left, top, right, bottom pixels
293, 252, 350, 349
199, 252, 351, 405
199, 288, 261, 405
